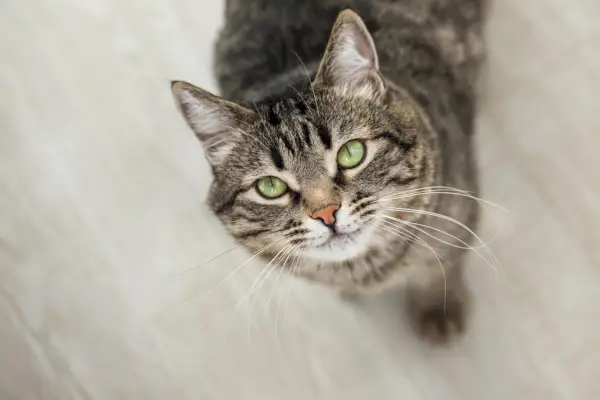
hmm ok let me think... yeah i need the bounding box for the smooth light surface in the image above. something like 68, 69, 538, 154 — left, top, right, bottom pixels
1, 1, 599, 399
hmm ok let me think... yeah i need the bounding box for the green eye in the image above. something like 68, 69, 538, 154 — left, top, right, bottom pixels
337, 140, 366, 169
256, 176, 288, 199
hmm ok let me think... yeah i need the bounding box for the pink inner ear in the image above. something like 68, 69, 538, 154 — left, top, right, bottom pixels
315, 11, 384, 100
352, 28, 376, 65
330, 16, 379, 80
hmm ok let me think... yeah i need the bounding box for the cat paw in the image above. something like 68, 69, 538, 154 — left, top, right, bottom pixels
409, 293, 468, 344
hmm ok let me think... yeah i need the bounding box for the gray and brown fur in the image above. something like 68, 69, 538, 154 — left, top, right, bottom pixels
171, 0, 486, 342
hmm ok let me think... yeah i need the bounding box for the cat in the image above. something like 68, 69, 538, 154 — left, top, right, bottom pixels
171, 0, 486, 343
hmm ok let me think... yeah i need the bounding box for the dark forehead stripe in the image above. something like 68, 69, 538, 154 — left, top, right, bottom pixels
279, 133, 296, 156
289, 122, 305, 151
294, 98, 308, 115
267, 106, 281, 126
301, 123, 312, 147
317, 124, 332, 149
269, 145, 285, 170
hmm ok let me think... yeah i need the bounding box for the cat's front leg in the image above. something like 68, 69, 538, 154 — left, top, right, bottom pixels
406, 263, 470, 344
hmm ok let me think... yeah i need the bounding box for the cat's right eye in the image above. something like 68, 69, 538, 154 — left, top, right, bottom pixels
337, 140, 366, 169
256, 176, 288, 199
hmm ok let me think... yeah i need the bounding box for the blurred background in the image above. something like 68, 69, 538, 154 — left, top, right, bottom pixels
1, 0, 599, 399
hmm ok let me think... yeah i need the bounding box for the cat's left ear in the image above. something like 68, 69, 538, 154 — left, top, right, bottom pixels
315, 10, 385, 101
171, 81, 255, 166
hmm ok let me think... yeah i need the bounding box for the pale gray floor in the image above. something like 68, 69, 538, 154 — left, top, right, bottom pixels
1, 0, 599, 399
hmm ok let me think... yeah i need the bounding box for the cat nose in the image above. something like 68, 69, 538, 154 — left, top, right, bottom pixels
311, 204, 340, 226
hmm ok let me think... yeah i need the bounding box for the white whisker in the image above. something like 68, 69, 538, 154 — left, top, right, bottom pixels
272, 247, 302, 348
376, 217, 447, 311
282, 247, 304, 326
170, 243, 242, 276
379, 214, 499, 275
380, 185, 472, 200
380, 185, 508, 211
215, 243, 290, 348
383, 206, 503, 272
235, 244, 291, 310
246, 244, 296, 340
202, 239, 283, 299
220, 243, 290, 350
262, 245, 297, 318
375, 216, 415, 244
381, 214, 478, 251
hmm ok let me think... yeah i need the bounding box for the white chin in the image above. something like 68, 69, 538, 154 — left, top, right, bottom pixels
303, 228, 373, 263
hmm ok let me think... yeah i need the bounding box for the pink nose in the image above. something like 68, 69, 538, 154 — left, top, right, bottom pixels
311, 204, 340, 226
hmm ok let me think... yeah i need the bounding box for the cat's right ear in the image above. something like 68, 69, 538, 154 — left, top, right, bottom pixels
315, 10, 385, 101
171, 81, 254, 166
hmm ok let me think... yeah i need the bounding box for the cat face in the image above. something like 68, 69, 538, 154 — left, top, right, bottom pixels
172, 11, 430, 265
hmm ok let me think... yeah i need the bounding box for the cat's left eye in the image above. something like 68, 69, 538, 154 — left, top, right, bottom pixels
256, 176, 288, 199
337, 140, 366, 169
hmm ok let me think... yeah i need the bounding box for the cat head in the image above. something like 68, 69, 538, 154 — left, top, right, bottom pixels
171, 10, 433, 265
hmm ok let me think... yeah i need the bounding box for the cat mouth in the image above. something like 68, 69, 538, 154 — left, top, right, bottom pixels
303, 225, 375, 262
315, 229, 362, 249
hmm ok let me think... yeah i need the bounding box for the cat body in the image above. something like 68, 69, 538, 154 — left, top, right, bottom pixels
172, 0, 486, 341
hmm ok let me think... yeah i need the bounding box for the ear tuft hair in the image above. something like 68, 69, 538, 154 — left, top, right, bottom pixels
171, 81, 254, 165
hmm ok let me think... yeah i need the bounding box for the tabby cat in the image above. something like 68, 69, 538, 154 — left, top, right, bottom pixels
171, 0, 486, 342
